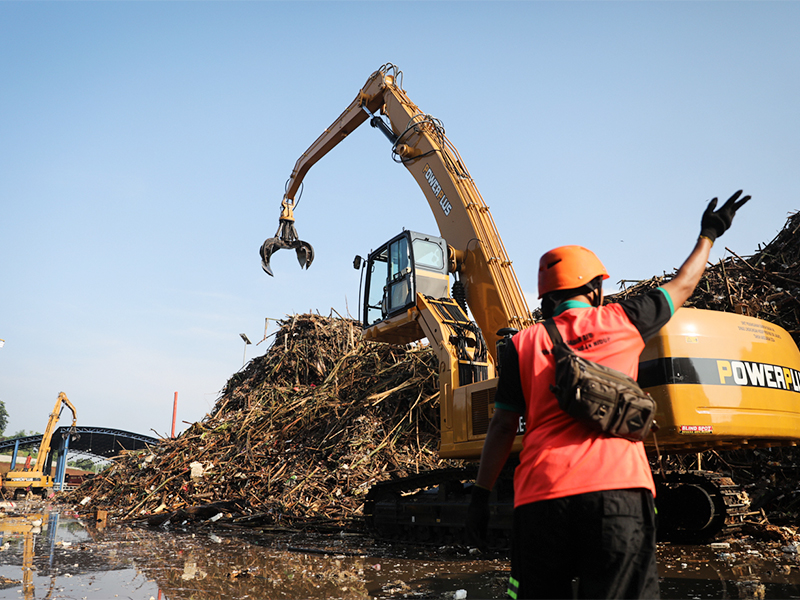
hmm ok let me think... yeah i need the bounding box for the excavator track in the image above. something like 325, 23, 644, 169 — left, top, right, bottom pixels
364, 466, 514, 550
654, 470, 751, 543
365, 468, 750, 548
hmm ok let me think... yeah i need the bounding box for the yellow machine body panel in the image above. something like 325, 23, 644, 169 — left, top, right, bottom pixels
2, 473, 54, 490
440, 377, 524, 459
640, 308, 800, 453
362, 307, 426, 346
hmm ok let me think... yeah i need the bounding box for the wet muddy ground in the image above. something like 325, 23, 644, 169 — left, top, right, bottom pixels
1, 506, 800, 599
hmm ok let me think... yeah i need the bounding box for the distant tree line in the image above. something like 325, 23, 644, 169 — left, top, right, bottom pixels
0, 399, 7, 437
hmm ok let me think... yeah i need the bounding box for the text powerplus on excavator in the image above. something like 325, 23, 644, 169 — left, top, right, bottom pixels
261, 64, 800, 546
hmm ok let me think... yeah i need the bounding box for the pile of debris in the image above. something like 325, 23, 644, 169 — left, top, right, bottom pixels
608, 210, 800, 344
64, 314, 453, 528
63, 211, 800, 533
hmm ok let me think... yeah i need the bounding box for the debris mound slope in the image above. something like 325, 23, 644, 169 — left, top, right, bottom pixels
64, 314, 454, 527
608, 211, 800, 344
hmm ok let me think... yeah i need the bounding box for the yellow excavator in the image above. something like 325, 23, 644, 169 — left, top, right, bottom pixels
3, 393, 78, 498
262, 64, 800, 544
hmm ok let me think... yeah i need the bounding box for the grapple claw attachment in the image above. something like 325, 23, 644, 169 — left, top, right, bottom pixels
295, 242, 314, 270
259, 235, 315, 277
261, 198, 314, 276
260, 238, 280, 276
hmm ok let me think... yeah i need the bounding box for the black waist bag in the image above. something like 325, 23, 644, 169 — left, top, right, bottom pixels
543, 319, 657, 442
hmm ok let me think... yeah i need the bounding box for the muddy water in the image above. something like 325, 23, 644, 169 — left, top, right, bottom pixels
1, 507, 799, 599
658, 542, 800, 599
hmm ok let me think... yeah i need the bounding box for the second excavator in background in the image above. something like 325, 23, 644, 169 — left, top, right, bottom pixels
2, 393, 79, 499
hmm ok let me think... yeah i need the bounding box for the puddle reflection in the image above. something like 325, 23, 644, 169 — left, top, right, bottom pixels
111, 530, 504, 599
0, 503, 160, 599
0, 505, 800, 599
0, 505, 502, 599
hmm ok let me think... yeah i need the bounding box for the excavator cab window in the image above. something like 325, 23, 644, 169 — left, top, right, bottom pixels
363, 231, 449, 327
364, 247, 389, 326
412, 238, 446, 271
388, 235, 413, 311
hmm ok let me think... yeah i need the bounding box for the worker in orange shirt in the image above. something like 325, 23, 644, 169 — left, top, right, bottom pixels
467, 191, 750, 599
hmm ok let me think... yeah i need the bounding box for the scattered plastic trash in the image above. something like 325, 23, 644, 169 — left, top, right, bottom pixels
190, 461, 205, 479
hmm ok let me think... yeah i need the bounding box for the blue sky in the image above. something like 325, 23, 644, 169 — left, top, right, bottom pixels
1, 1, 798, 438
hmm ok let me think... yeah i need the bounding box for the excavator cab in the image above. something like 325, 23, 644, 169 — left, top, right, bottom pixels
362, 230, 450, 328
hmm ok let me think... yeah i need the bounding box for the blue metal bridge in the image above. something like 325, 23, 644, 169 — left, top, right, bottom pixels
0, 426, 160, 491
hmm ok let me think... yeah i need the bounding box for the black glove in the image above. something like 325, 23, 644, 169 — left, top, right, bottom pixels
700, 190, 751, 242
465, 484, 491, 550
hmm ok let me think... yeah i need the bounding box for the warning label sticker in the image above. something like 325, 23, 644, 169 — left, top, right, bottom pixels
680, 425, 713, 434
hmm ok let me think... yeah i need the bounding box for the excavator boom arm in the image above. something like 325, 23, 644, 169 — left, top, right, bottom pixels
282, 71, 385, 203
268, 64, 532, 347
32, 392, 77, 473
257, 71, 389, 277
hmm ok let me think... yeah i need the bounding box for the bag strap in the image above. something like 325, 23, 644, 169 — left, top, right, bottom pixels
543, 319, 572, 357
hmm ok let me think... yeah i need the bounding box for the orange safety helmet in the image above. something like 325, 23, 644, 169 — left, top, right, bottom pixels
538, 245, 609, 298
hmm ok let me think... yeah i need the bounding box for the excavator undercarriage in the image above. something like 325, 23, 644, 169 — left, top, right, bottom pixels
363, 463, 753, 548
364, 465, 511, 549
654, 470, 751, 543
